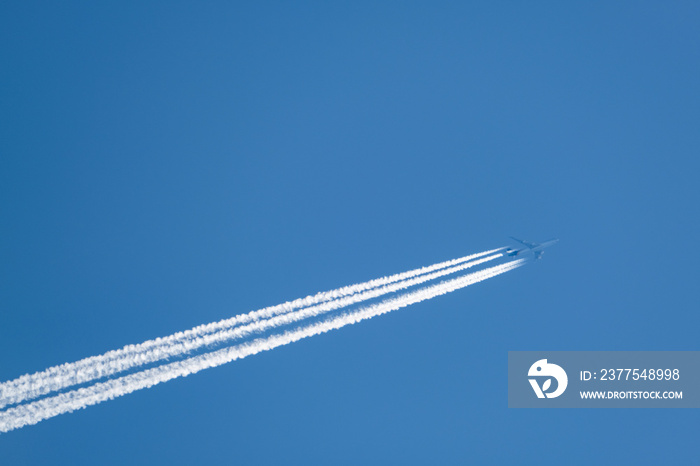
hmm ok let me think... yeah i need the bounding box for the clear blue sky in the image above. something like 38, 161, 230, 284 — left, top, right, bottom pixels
1, 2, 699, 464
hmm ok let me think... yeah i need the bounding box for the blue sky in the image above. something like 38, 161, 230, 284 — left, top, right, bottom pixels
1, 2, 699, 464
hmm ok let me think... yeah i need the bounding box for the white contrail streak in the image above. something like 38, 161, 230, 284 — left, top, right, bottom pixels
0, 259, 524, 433
0, 251, 503, 409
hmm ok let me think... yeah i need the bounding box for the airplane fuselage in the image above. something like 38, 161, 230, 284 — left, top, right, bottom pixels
506, 237, 559, 259
535, 239, 559, 251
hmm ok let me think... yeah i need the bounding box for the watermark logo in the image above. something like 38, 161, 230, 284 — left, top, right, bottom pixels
528, 359, 568, 398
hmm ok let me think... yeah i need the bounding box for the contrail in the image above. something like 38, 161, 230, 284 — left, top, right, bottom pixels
0, 259, 524, 433
0, 248, 503, 410
0, 251, 503, 409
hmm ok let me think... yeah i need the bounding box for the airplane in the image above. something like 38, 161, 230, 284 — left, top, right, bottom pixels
505, 237, 559, 260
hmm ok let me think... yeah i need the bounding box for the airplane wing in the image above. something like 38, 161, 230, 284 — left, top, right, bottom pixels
509, 237, 539, 249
